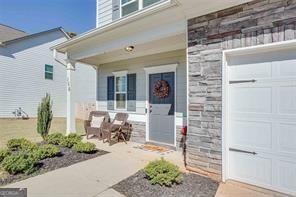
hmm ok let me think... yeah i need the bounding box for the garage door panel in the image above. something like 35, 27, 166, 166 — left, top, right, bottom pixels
278, 123, 296, 156
230, 87, 272, 113
229, 152, 272, 185
278, 86, 296, 115
229, 62, 271, 80
275, 59, 296, 78
230, 120, 272, 150
277, 159, 296, 192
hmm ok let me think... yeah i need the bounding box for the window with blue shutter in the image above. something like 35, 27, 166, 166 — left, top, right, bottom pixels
107, 73, 136, 111
107, 76, 115, 110
127, 73, 136, 111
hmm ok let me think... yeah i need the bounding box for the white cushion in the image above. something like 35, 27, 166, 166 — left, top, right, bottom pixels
91, 116, 104, 128
113, 120, 123, 125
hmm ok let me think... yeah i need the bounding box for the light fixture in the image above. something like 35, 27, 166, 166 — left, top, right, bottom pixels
125, 45, 134, 52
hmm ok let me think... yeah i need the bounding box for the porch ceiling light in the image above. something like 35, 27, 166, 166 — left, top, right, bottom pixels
125, 45, 134, 52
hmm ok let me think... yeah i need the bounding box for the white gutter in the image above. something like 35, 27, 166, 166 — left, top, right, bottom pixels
51, 0, 177, 51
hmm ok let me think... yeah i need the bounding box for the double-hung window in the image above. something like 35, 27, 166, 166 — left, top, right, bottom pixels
45, 64, 53, 80
121, 0, 162, 17
115, 74, 127, 110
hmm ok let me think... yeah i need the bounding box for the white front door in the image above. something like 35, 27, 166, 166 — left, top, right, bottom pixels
227, 50, 296, 195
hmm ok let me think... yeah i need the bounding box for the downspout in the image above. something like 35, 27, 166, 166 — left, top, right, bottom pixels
53, 49, 67, 67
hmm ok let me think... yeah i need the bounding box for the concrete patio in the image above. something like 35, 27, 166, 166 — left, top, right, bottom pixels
2, 139, 289, 197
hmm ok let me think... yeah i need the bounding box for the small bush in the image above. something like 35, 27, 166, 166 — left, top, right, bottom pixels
7, 138, 37, 151
2, 153, 37, 175
32, 144, 60, 160
46, 133, 65, 145
0, 149, 10, 163
60, 134, 82, 148
37, 93, 53, 140
73, 142, 96, 153
144, 158, 182, 187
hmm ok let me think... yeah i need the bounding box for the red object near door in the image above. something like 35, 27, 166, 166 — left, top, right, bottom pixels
181, 126, 187, 136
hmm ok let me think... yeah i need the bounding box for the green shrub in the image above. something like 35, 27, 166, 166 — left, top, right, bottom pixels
60, 134, 82, 148
37, 93, 53, 140
7, 138, 37, 151
0, 149, 10, 163
73, 142, 96, 153
2, 153, 37, 175
32, 144, 60, 160
46, 133, 65, 145
144, 158, 182, 187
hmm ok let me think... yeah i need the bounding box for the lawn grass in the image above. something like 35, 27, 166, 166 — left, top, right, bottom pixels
0, 118, 85, 148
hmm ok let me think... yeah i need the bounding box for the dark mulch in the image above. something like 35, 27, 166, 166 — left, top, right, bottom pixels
112, 171, 219, 197
0, 145, 108, 186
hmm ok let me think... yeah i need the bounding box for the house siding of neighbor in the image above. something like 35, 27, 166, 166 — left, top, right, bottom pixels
187, 0, 296, 180
0, 29, 96, 118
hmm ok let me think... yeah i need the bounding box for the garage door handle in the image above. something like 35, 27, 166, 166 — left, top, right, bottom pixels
229, 148, 257, 155
229, 79, 256, 84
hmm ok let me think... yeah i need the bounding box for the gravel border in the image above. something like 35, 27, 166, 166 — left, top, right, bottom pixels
0, 145, 108, 186
113, 171, 219, 197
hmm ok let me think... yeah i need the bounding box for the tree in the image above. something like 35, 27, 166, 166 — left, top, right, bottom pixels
37, 93, 53, 140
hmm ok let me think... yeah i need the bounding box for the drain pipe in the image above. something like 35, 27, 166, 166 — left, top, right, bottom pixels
53, 49, 67, 67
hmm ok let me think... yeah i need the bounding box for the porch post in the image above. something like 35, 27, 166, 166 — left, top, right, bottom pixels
66, 59, 76, 134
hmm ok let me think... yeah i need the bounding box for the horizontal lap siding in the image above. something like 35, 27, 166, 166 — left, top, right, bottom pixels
0, 31, 96, 118
96, 49, 187, 122
97, 0, 113, 27
187, 0, 296, 180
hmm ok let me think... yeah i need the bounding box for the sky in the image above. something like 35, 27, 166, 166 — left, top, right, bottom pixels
0, 0, 96, 35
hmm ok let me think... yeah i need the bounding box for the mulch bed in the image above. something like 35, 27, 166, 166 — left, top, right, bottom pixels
0, 145, 108, 186
112, 171, 219, 197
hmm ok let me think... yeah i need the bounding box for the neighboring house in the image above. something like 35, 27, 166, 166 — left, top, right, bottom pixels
53, 0, 296, 195
0, 26, 96, 118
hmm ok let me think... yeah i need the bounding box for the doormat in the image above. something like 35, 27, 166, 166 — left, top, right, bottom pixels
134, 144, 174, 155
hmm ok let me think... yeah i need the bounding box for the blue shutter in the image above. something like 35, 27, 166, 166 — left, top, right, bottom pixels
112, 0, 120, 21
127, 73, 136, 111
107, 76, 114, 110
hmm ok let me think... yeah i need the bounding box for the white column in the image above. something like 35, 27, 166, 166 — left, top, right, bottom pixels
66, 60, 76, 134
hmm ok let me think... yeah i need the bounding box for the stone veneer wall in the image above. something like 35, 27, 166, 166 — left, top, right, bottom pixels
129, 121, 146, 144
187, 0, 296, 180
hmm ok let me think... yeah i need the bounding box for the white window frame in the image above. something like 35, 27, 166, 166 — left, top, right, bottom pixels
120, 0, 162, 17
45, 64, 53, 80
113, 70, 128, 111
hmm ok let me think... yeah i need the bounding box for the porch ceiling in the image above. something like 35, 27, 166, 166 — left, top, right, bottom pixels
53, 0, 252, 66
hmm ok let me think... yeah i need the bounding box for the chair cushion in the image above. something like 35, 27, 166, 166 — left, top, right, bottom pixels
91, 116, 104, 128
113, 120, 123, 125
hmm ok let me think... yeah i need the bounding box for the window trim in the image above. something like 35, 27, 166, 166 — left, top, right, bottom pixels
113, 71, 128, 111
45, 64, 53, 80
120, 0, 162, 17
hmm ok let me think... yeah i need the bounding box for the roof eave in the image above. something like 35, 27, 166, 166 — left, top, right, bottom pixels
51, 0, 176, 52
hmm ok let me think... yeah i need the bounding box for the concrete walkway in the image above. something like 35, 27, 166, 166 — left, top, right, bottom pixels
3, 139, 287, 197
3, 140, 183, 197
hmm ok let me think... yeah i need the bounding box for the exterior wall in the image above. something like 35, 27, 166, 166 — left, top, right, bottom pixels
96, 49, 187, 145
97, 0, 113, 27
187, 0, 296, 180
0, 31, 96, 118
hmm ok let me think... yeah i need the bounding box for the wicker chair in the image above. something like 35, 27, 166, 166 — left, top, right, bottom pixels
101, 113, 130, 145
84, 111, 110, 139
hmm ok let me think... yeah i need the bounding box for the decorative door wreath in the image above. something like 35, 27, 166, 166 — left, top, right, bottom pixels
153, 80, 170, 98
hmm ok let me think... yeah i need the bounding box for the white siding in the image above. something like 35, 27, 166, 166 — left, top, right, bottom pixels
97, 0, 113, 27
0, 31, 96, 118
96, 49, 186, 123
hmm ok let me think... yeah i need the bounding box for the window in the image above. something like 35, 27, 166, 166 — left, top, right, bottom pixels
121, 0, 161, 17
115, 75, 127, 109
45, 64, 53, 80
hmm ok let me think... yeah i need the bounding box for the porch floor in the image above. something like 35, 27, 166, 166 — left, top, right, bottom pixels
3, 139, 288, 197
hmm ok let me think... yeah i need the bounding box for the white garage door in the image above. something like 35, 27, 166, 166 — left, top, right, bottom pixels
227, 48, 296, 195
